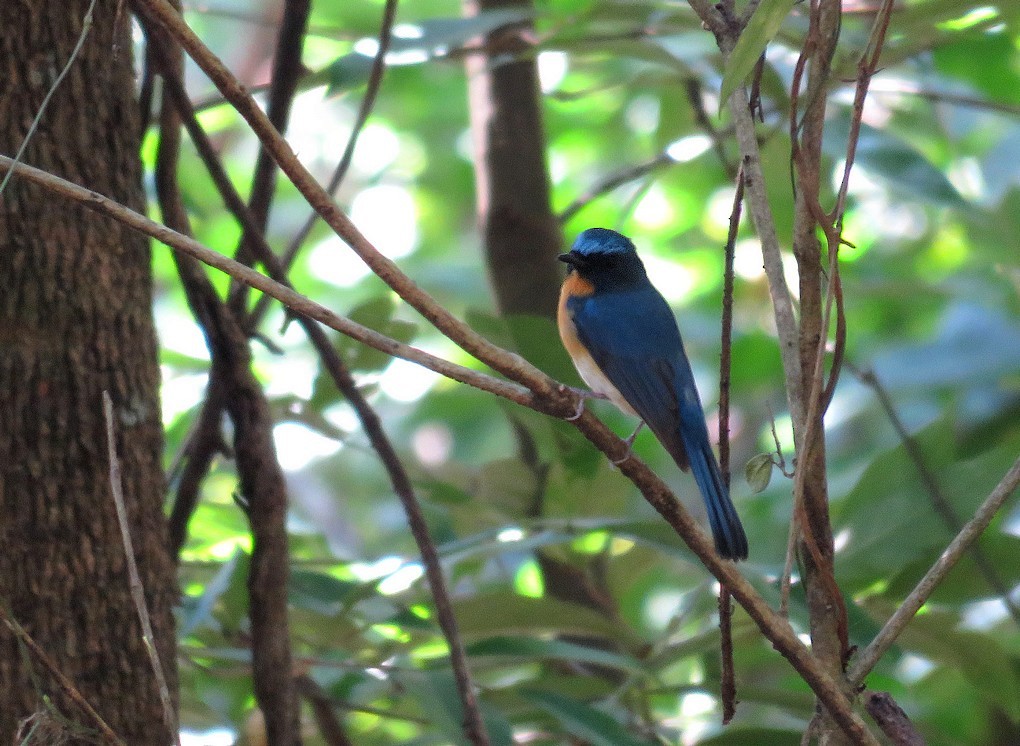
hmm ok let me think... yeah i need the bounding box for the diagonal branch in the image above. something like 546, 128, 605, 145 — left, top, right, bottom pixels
849, 455, 1020, 686
228, 0, 311, 315
251, 0, 399, 332
850, 363, 1020, 627
102, 392, 179, 743
0, 153, 533, 406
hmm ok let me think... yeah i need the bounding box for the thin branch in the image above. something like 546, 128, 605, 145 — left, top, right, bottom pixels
831, 0, 896, 226
870, 82, 1020, 118
558, 152, 674, 224
0, 152, 878, 744
850, 363, 1020, 627
864, 692, 926, 746
717, 169, 744, 724
728, 97, 804, 429
849, 455, 1020, 686
102, 392, 180, 744
0, 0, 97, 198
296, 675, 355, 746
0, 153, 533, 405
0, 604, 125, 745
227, 0, 311, 316
252, 0, 399, 331
166, 379, 229, 558
684, 77, 736, 176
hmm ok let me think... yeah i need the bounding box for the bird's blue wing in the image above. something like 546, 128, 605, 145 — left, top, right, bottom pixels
568, 286, 748, 559
568, 285, 690, 460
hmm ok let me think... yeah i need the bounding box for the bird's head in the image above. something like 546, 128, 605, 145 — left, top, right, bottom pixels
558, 228, 647, 289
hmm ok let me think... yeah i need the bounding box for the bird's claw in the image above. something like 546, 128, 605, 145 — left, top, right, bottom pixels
611, 422, 645, 466
560, 385, 608, 421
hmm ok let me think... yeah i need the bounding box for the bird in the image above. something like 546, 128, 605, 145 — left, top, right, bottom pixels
557, 227, 748, 560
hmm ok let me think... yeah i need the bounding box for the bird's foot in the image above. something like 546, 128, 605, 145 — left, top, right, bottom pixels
611, 421, 645, 465
560, 385, 608, 421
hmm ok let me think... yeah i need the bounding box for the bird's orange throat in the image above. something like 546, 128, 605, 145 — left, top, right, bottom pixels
560, 272, 595, 299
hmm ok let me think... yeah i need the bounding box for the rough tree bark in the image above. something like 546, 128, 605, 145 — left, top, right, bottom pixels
0, 1, 177, 742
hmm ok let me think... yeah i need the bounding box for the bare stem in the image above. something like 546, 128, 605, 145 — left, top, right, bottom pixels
103, 392, 180, 744
849, 456, 1020, 685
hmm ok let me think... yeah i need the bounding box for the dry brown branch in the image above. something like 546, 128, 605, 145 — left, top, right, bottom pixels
102, 392, 179, 744
0, 605, 124, 745
849, 456, 1020, 686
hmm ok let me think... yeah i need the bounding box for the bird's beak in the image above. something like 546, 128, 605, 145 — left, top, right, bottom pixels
558, 252, 584, 268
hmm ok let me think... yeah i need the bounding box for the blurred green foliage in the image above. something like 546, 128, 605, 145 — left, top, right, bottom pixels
163, 0, 1020, 743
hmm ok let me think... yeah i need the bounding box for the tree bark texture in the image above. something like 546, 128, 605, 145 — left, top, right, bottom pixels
0, 2, 177, 742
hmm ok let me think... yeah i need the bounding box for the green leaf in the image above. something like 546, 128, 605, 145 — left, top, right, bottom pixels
899, 609, 1020, 721
825, 115, 965, 207
179, 549, 245, 639
745, 452, 774, 493
453, 592, 643, 649
718, 0, 797, 113
289, 570, 363, 615
398, 670, 515, 746
466, 635, 646, 674
519, 688, 654, 746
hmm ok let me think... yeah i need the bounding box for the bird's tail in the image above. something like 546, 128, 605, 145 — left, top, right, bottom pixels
687, 440, 748, 560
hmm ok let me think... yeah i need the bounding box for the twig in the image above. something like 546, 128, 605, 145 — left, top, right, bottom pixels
252, 0, 399, 330
0, 138, 878, 746
228, 0, 311, 315
769, 406, 800, 617
0, 605, 125, 745
558, 152, 674, 224
296, 675, 355, 746
850, 363, 1020, 627
864, 692, 926, 746
685, 77, 735, 176
848, 456, 1020, 686
870, 82, 1020, 118
166, 380, 229, 558
779, 514, 799, 618
728, 103, 804, 429
102, 392, 180, 744
0, 0, 97, 198
717, 168, 744, 723
0, 154, 531, 406
831, 0, 896, 226
718, 587, 737, 723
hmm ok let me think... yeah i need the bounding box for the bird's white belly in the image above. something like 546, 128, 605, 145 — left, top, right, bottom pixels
572, 352, 639, 417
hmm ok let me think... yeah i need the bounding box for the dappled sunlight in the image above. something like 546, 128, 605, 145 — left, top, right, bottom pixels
273, 421, 342, 471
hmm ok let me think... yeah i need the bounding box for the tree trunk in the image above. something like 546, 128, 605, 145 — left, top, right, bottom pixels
464, 0, 563, 324
0, 2, 178, 742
